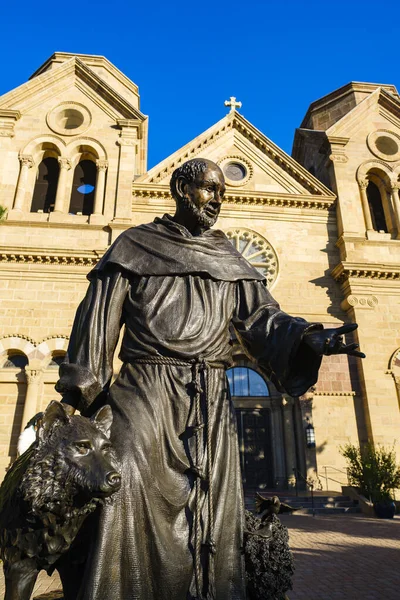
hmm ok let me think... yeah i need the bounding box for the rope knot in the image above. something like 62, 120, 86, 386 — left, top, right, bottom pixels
204, 538, 217, 555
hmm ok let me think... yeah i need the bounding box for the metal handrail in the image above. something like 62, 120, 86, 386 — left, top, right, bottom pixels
321, 466, 349, 491
293, 467, 316, 517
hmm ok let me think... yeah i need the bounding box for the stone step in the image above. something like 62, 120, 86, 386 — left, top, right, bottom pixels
296, 506, 361, 515
245, 494, 360, 514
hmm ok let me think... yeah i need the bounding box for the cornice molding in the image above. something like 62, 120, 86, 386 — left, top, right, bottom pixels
332, 262, 400, 282
0, 246, 104, 267
313, 391, 356, 397
132, 184, 335, 211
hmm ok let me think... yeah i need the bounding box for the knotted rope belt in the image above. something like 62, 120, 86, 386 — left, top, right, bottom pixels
133, 355, 228, 600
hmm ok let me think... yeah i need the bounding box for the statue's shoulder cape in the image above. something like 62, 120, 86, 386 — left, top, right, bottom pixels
89, 215, 264, 282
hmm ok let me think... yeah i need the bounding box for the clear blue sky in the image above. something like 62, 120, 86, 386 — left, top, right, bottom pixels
2, 0, 400, 169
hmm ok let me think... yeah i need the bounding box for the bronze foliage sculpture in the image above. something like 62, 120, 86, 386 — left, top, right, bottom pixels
36, 157, 362, 600
244, 510, 294, 600
0, 401, 121, 600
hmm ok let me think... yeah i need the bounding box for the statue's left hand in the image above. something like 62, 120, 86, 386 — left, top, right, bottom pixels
303, 323, 366, 358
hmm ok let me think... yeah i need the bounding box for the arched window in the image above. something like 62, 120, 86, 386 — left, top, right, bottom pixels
2, 352, 28, 369
31, 157, 59, 213
227, 367, 269, 397
47, 353, 66, 368
367, 181, 388, 232
69, 160, 96, 215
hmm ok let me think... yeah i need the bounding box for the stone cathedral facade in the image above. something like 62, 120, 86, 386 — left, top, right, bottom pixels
0, 53, 399, 493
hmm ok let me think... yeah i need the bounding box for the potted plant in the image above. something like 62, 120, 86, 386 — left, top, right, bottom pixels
340, 442, 400, 518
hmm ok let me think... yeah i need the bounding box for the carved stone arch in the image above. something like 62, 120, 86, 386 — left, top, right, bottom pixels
0, 335, 36, 367
37, 336, 69, 368
389, 347, 400, 377
356, 160, 393, 184
22, 134, 66, 163
66, 137, 107, 168
356, 160, 395, 233
391, 163, 400, 180
389, 348, 400, 410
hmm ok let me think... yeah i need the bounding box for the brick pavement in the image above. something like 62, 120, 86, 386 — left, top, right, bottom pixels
0, 514, 398, 599
280, 513, 400, 600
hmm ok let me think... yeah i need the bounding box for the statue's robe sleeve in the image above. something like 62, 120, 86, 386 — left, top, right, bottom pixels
232, 280, 323, 397
56, 271, 130, 412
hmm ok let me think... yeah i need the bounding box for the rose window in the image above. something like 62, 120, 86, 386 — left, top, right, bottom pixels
225, 228, 278, 287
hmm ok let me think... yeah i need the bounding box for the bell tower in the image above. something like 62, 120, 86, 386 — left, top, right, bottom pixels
294, 82, 400, 450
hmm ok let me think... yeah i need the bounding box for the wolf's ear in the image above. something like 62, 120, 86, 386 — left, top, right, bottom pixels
91, 405, 113, 438
40, 401, 70, 439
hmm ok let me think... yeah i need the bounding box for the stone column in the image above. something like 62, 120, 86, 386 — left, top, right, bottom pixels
390, 182, 400, 238
293, 399, 307, 478
358, 179, 374, 232
21, 369, 43, 432
13, 154, 34, 211
282, 396, 297, 487
114, 120, 139, 223
270, 398, 286, 488
93, 160, 108, 215
53, 158, 72, 213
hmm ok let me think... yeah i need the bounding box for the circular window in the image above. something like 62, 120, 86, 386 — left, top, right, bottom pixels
47, 102, 91, 136
218, 156, 253, 186
375, 136, 398, 156
225, 228, 278, 287
56, 109, 84, 131
224, 162, 247, 181
367, 130, 400, 161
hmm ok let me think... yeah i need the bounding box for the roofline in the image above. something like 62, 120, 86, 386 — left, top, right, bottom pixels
29, 52, 139, 95
300, 81, 399, 128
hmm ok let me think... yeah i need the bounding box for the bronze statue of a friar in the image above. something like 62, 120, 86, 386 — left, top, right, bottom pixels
51, 158, 363, 600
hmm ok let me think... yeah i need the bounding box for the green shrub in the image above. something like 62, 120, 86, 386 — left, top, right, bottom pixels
340, 442, 400, 502
0, 205, 7, 222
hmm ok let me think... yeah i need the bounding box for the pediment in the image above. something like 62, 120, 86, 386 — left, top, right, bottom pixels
136, 112, 333, 199
0, 57, 146, 123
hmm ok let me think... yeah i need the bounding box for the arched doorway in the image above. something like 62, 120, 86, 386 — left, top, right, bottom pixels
227, 366, 274, 490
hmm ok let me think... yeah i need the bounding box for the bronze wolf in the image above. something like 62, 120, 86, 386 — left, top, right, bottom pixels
0, 400, 121, 600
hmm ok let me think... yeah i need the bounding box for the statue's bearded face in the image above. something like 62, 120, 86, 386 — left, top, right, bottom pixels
181, 166, 226, 228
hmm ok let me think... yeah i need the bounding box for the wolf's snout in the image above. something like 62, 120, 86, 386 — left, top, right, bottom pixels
106, 471, 121, 489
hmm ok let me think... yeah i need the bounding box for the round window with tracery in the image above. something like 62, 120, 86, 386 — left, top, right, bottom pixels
225, 228, 278, 287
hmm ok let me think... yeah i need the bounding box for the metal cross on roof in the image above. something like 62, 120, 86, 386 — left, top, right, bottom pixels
224, 96, 242, 113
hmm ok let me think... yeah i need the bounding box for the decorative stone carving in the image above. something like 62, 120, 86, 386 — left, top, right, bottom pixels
57, 157, 72, 170
133, 186, 334, 210
18, 154, 34, 169
0, 250, 101, 266
329, 153, 348, 164
340, 295, 378, 311
332, 263, 400, 282
25, 368, 43, 384
96, 159, 108, 172
312, 391, 356, 397
225, 228, 278, 286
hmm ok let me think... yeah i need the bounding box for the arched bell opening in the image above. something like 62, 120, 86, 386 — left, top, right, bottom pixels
69, 159, 96, 215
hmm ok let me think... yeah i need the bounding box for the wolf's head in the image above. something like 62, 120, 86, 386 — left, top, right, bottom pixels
21, 401, 121, 517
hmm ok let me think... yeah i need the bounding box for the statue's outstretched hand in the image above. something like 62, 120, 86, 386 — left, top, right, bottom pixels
303, 323, 366, 358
